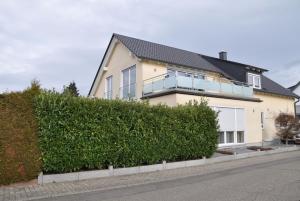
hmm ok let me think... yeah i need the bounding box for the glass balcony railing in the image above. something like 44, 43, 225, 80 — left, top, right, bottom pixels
143, 73, 253, 98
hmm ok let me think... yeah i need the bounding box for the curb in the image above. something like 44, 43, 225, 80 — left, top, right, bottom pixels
38, 146, 300, 184
5, 147, 300, 201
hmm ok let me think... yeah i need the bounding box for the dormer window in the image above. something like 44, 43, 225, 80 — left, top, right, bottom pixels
247, 73, 261, 89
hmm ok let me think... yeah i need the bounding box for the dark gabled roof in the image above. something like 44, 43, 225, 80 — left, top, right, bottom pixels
114, 33, 233, 79
201, 55, 249, 83
201, 55, 298, 98
89, 33, 298, 98
288, 81, 300, 91
257, 75, 298, 98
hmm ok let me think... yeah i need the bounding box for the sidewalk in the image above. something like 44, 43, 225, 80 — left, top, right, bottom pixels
1, 148, 299, 201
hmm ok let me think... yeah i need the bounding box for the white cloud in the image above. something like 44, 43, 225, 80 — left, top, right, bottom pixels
267, 60, 300, 87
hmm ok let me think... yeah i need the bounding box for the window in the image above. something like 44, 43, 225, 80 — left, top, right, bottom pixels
167, 69, 176, 77
166, 69, 205, 79
247, 73, 261, 89
214, 107, 246, 146
226, 131, 234, 143
218, 132, 225, 144
105, 76, 113, 99
177, 71, 192, 77
122, 65, 136, 99
237, 131, 244, 143
194, 74, 205, 79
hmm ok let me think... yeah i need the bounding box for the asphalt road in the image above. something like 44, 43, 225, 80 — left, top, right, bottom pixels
38, 154, 300, 201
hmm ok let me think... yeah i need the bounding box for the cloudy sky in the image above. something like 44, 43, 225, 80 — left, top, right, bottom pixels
1, 0, 299, 95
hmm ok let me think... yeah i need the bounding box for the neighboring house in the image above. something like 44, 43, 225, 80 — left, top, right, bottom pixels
288, 81, 300, 118
89, 33, 298, 147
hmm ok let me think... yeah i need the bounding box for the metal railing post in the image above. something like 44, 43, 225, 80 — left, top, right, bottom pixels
151, 81, 153, 93
192, 75, 194, 90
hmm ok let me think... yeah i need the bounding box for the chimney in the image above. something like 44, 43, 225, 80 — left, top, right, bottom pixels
219, 51, 227, 60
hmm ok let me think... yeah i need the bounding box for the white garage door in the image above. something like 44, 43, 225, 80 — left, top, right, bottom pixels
213, 107, 245, 146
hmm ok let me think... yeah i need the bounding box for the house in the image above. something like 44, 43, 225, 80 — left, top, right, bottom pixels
288, 81, 300, 118
89, 33, 298, 147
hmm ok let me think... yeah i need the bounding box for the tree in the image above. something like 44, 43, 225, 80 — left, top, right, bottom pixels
275, 113, 300, 145
63, 81, 79, 97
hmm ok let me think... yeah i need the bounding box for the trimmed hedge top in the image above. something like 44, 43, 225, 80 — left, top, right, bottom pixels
35, 92, 218, 173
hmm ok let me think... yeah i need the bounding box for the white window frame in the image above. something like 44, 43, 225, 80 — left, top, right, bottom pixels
212, 106, 246, 147
247, 73, 261, 89
121, 65, 136, 99
218, 131, 225, 144
105, 76, 113, 99
237, 131, 245, 143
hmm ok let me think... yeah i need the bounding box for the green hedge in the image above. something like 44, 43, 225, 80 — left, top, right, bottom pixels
35, 92, 218, 173
0, 84, 41, 185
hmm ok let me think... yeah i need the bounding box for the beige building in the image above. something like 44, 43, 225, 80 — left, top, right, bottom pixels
288, 82, 300, 118
89, 33, 299, 147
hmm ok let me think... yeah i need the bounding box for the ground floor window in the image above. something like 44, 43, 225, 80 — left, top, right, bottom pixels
213, 106, 246, 146
237, 131, 244, 143
218, 132, 225, 144
226, 131, 234, 143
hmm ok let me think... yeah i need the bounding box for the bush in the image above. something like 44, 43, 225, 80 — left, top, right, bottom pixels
35, 92, 218, 173
0, 82, 41, 185
275, 113, 300, 144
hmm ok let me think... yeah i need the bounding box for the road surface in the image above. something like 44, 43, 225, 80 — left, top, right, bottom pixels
37, 152, 300, 201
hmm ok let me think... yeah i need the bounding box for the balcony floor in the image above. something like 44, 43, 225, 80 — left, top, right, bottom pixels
141, 88, 261, 102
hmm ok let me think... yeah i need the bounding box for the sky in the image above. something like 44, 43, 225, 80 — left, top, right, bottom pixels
0, 0, 300, 95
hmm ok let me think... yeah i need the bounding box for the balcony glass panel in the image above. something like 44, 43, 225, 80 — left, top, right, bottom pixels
152, 79, 164, 92
177, 76, 193, 88
243, 87, 253, 97
220, 83, 233, 94
143, 72, 253, 98
233, 84, 243, 96
143, 83, 152, 94
206, 80, 220, 92
194, 78, 205, 90
164, 76, 176, 89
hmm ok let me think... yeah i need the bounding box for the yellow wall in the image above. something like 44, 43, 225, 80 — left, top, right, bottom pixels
141, 61, 167, 81
254, 92, 295, 141
175, 94, 262, 144
147, 91, 295, 144
95, 42, 143, 99
146, 94, 177, 107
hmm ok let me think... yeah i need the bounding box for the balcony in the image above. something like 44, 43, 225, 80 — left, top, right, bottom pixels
143, 72, 253, 98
